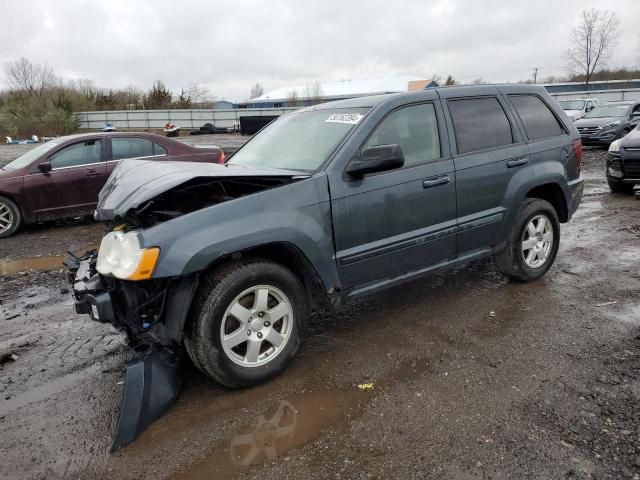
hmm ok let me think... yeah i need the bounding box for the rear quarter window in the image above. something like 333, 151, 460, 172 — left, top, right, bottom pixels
447, 97, 514, 154
509, 95, 566, 141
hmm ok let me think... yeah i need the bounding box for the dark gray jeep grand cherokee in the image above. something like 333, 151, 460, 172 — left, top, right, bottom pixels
68, 84, 583, 446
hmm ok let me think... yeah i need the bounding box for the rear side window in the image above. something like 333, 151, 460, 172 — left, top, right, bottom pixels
153, 143, 167, 155
448, 97, 513, 154
509, 95, 566, 140
364, 103, 441, 166
111, 137, 155, 160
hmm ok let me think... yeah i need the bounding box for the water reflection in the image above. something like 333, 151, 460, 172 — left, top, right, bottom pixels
229, 400, 297, 466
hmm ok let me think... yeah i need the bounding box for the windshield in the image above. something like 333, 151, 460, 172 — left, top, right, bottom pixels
3, 140, 60, 171
558, 100, 585, 111
584, 104, 630, 119
228, 108, 369, 171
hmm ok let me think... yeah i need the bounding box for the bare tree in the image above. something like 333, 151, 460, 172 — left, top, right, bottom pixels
305, 81, 323, 105
444, 75, 456, 86
250, 82, 264, 99
187, 83, 212, 105
4, 57, 56, 96
286, 89, 299, 107
565, 9, 621, 86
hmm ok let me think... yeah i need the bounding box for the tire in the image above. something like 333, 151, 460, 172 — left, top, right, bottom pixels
0, 196, 21, 238
184, 260, 308, 388
494, 198, 560, 282
608, 179, 634, 194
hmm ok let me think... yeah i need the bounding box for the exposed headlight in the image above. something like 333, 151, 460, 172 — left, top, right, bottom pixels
96, 231, 160, 280
608, 139, 621, 153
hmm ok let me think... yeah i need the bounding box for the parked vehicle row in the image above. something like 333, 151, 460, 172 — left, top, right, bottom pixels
607, 123, 640, 193
573, 101, 640, 146
0, 133, 224, 238
66, 84, 584, 447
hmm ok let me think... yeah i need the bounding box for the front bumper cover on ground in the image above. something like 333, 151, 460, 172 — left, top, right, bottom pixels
65, 252, 184, 450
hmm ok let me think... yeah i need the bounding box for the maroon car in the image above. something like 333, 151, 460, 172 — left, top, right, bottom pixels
0, 132, 223, 238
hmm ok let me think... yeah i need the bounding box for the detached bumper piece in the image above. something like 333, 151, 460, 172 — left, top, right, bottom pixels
65, 251, 185, 449
111, 345, 182, 450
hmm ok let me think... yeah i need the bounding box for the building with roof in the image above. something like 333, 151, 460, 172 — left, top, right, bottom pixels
236, 76, 438, 108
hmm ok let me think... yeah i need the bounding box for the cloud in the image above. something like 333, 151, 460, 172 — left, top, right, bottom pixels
1, 0, 638, 100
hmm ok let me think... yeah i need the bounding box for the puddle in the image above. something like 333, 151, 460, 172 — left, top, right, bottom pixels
0, 256, 64, 275
170, 389, 367, 480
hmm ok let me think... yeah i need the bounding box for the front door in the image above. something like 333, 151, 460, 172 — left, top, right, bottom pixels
24, 138, 107, 220
329, 102, 457, 289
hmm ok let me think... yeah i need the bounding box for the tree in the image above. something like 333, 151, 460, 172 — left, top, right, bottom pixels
444, 75, 456, 86
3, 57, 56, 96
174, 88, 192, 109
143, 80, 173, 108
187, 83, 212, 105
305, 80, 323, 105
565, 9, 621, 86
286, 89, 299, 107
250, 82, 264, 99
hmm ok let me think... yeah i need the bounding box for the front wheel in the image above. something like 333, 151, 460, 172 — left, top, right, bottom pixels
184, 260, 308, 388
0, 196, 21, 238
494, 198, 560, 282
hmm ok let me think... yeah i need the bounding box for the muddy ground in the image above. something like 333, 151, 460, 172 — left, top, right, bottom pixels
1, 146, 639, 480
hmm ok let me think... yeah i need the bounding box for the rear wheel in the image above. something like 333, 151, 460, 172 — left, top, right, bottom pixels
608, 179, 634, 194
0, 196, 21, 238
494, 198, 560, 282
184, 260, 307, 387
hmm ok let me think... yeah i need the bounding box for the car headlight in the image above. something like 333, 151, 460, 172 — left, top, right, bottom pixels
608, 139, 621, 153
96, 231, 160, 280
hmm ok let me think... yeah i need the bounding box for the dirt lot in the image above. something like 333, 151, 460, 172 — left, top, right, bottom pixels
1, 145, 639, 480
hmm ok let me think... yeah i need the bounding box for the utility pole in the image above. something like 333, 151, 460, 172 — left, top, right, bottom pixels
533, 68, 539, 84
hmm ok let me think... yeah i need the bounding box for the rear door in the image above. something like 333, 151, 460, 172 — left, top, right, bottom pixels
329, 101, 457, 288
106, 136, 169, 175
439, 89, 531, 254
24, 138, 106, 219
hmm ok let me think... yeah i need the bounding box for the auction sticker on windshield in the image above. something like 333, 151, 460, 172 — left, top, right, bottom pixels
325, 113, 364, 124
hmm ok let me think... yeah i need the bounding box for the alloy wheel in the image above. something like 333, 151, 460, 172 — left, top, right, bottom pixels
220, 285, 293, 367
521, 214, 554, 268
0, 201, 14, 235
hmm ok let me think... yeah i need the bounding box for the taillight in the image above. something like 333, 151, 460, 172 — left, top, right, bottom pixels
219, 150, 226, 164
572, 139, 582, 172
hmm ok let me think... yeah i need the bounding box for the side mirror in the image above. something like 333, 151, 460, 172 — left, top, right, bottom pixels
38, 162, 52, 173
346, 144, 405, 178
586, 105, 594, 112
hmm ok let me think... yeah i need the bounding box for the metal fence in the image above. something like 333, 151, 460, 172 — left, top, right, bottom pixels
74, 107, 297, 130
549, 88, 640, 102
74, 88, 640, 130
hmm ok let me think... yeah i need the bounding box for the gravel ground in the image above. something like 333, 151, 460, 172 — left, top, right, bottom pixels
0, 147, 639, 480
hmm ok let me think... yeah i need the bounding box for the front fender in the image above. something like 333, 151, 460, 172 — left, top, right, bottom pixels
139, 174, 339, 292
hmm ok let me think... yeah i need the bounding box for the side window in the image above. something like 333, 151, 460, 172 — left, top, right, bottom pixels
111, 137, 155, 160
586, 101, 593, 110
153, 143, 167, 156
363, 103, 440, 166
509, 95, 566, 141
50, 139, 102, 169
448, 97, 513, 154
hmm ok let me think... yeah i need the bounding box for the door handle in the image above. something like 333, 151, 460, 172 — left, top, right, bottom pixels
507, 158, 529, 168
422, 175, 450, 189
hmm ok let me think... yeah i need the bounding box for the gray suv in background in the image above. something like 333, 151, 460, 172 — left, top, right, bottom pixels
68, 84, 584, 447
574, 101, 640, 146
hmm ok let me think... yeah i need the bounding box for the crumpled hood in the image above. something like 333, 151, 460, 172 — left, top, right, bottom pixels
574, 117, 622, 128
95, 159, 305, 220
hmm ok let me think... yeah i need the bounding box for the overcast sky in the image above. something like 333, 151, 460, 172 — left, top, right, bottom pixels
1, 0, 639, 101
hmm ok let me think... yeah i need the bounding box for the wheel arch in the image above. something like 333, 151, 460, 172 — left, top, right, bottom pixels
524, 183, 568, 223
200, 241, 331, 310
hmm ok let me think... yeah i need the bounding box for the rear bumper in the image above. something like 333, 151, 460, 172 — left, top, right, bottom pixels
567, 179, 584, 219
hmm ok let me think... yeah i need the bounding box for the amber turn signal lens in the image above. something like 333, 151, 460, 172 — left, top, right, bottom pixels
128, 248, 160, 280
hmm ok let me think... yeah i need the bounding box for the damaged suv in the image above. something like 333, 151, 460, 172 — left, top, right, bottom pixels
69, 85, 583, 446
